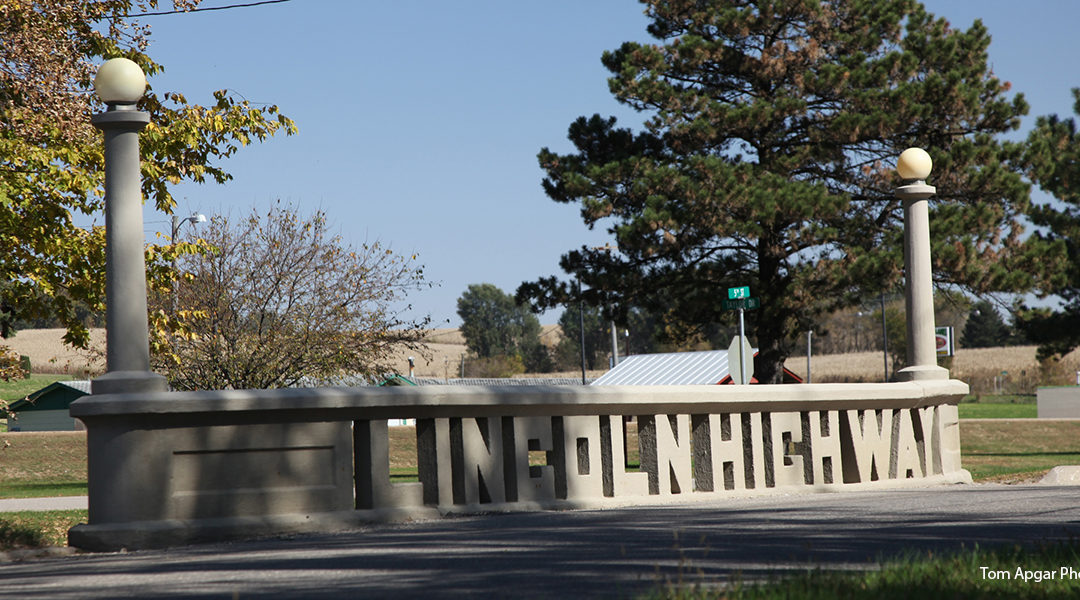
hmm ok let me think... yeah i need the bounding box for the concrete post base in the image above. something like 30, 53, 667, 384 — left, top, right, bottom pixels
895, 364, 950, 382
91, 370, 169, 395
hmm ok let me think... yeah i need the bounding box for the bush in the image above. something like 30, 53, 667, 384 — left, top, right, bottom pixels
463, 355, 526, 378
0, 345, 26, 382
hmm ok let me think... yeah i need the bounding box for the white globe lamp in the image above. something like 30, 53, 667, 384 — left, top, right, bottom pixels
896, 147, 932, 181
94, 58, 147, 105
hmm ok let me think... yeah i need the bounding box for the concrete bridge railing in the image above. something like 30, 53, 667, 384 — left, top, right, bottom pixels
68, 380, 969, 551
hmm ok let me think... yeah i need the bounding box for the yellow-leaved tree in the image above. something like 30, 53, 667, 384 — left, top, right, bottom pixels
0, 1, 296, 362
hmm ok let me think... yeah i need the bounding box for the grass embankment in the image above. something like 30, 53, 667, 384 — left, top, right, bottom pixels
961, 420, 1080, 481
0, 510, 86, 551
654, 542, 1080, 599
0, 432, 87, 498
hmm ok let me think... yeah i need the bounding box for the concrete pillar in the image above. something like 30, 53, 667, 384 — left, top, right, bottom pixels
90, 105, 167, 394
895, 149, 949, 382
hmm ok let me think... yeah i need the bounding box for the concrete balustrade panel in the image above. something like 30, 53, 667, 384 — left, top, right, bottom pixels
167, 421, 353, 520
68, 380, 972, 551
81, 419, 353, 524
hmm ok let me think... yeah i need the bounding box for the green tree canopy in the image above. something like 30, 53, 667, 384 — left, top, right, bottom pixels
0, 1, 295, 350
457, 283, 551, 373
518, 0, 1056, 382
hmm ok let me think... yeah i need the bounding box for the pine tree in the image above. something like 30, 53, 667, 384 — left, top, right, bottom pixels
1017, 89, 1080, 360
519, 0, 1055, 382
962, 300, 1013, 349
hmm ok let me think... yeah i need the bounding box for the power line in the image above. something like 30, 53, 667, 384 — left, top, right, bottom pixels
122, 0, 292, 18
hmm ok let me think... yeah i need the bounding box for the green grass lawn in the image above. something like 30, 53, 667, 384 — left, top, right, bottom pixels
958, 394, 1037, 419
0, 374, 73, 403
958, 403, 1037, 419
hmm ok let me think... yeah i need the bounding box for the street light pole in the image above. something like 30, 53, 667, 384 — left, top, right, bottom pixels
577, 275, 587, 385
881, 294, 889, 382
591, 243, 620, 367
895, 148, 949, 382
170, 213, 205, 312
90, 58, 168, 395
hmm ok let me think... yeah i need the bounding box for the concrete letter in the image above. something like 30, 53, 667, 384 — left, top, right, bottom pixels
561, 416, 603, 499
459, 417, 506, 505
354, 419, 424, 510
601, 415, 649, 497
842, 409, 893, 482
893, 409, 924, 479
769, 412, 804, 487
512, 417, 556, 503
808, 411, 841, 485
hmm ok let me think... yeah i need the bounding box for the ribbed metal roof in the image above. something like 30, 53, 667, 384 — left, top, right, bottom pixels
590, 350, 754, 386
413, 378, 591, 386
61, 380, 93, 394
26, 379, 92, 398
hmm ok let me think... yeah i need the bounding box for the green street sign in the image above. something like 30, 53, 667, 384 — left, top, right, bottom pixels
722, 297, 760, 310
728, 286, 750, 300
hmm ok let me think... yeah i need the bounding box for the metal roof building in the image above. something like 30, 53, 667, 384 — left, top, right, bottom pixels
591, 350, 802, 385
7, 380, 91, 431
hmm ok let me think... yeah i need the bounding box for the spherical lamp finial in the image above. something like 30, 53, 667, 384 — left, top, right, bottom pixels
896, 147, 933, 181
94, 58, 147, 105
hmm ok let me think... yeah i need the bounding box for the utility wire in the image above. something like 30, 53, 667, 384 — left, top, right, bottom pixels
122, 0, 292, 18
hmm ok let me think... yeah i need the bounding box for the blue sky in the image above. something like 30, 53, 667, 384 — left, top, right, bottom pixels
133, 0, 1080, 327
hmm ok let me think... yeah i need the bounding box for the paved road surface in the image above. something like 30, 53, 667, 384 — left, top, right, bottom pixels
1, 484, 1079, 599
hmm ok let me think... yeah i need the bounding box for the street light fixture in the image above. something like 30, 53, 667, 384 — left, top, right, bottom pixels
171, 213, 207, 241
90, 58, 169, 395
894, 148, 949, 381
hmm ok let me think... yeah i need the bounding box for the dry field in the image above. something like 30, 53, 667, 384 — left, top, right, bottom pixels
790, 346, 1080, 394
7, 327, 1079, 393
1, 329, 104, 376
389, 325, 564, 378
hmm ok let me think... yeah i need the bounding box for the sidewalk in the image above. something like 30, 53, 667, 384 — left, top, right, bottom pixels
2, 485, 1080, 598
0, 496, 87, 512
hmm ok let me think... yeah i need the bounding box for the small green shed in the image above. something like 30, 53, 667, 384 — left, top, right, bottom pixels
7, 380, 91, 432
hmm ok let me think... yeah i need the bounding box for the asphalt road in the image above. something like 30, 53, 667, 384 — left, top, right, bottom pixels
2, 484, 1079, 599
